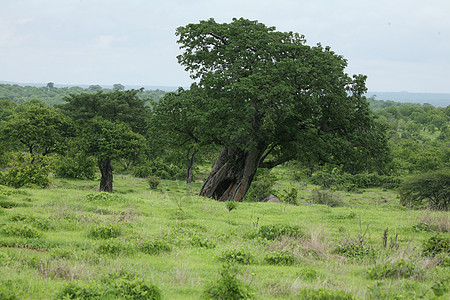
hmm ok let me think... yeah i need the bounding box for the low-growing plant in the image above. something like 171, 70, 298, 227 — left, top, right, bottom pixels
88, 224, 122, 239
297, 287, 355, 299
204, 263, 254, 299
53, 152, 97, 180
9, 214, 51, 230
244, 168, 277, 202
367, 259, 422, 280
95, 239, 135, 256
0, 154, 50, 188
190, 234, 216, 249
257, 224, 304, 240
84, 192, 123, 203
138, 238, 172, 255
422, 234, 450, 257
219, 248, 256, 265
226, 201, 237, 211
297, 267, 319, 282
310, 188, 345, 207
56, 272, 161, 299
147, 175, 160, 190
1, 223, 42, 238
277, 186, 298, 205
333, 243, 376, 261
264, 249, 295, 265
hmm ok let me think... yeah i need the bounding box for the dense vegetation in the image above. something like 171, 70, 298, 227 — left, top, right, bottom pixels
0, 17, 449, 299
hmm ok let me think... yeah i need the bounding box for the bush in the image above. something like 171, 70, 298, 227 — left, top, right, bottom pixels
9, 214, 51, 230
333, 244, 376, 261
1, 224, 42, 238
226, 201, 237, 211
95, 239, 135, 256
138, 238, 172, 255
399, 169, 450, 210
84, 192, 123, 203
88, 224, 122, 239
257, 224, 304, 240
204, 263, 254, 299
277, 186, 298, 205
218, 249, 255, 265
56, 272, 161, 299
147, 176, 160, 189
264, 249, 295, 265
310, 189, 344, 207
422, 234, 450, 257
244, 168, 277, 202
53, 152, 96, 180
367, 259, 421, 280
310, 170, 400, 190
132, 158, 184, 180
298, 287, 355, 299
0, 154, 50, 188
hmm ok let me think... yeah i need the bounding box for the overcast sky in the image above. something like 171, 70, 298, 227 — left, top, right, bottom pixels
1, 0, 450, 93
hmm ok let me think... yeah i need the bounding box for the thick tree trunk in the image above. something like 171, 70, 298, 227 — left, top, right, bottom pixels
199, 146, 266, 202
186, 148, 198, 184
99, 159, 113, 193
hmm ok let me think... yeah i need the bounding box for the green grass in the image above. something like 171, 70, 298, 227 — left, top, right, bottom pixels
0, 168, 448, 299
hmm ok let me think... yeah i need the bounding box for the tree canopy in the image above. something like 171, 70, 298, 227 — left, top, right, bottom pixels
175, 18, 389, 201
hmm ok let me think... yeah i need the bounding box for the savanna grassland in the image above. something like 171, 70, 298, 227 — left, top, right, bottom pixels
0, 167, 448, 299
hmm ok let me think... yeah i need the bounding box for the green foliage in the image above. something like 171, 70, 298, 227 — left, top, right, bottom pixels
399, 169, 450, 210
311, 170, 400, 190
204, 263, 254, 299
53, 152, 96, 180
367, 259, 421, 280
219, 249, 255, 265
277, 186, 298, 205
310, 189, 345, 207
244, 168, 277, 202
84, 192, 124, 203
56, 272, 161, 299
297, 287, 355, 299
1, 223, 42, 238
264, 249, 295, 265
132, 158, 184, 180
0, 285, 18, 300
422, 234, 450, 257
190, 234, 216, 249
138, 238, 172, 255
9, 214, 51, 230
0, 154, 50, 188
257, 224, 304, 240
226, 201, 238, 211
88, 224, 122, 239
147, 176, 160, 190
333, 244, 376, 261
95, 239, 136, 256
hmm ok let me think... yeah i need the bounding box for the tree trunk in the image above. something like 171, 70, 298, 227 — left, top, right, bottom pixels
186, 148, 198, 184
99, 159, 113, 193
199, 146, 266, 202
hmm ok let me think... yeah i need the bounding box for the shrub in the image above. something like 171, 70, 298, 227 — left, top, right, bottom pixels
311, 170, 400, 190
9, 214, 51, 230
132, 157, 184, 180
277, 186, 298, 205
138, 239, 172, 255
298, 287, 355, 299
264, 249, 295, 265
310, 189, 344, 207
333, 244, 376, 261
88, 224, 122, 239
367, 259, 421, 280
244, 168, 277, 202
257, 224, 304, 240
204, 263, 254, 299
226, 201, 237, 211
147, 176, 160, 190
190, 234, 216, 249
95, 239, 135, 256
53, 152, 96, 180
218, 249, 255, 265
56, 272, 161, 300
1, 224, 42, 238
399, 169, 450, 210
422, 234, 450, 257
0, 154, 50, 188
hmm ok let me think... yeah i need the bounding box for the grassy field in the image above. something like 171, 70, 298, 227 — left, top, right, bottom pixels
0, 167, 448, 299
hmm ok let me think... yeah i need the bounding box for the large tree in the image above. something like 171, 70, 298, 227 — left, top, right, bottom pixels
60, 90, 149, 192
175, 18, 389, 202
0, 100, 73, 158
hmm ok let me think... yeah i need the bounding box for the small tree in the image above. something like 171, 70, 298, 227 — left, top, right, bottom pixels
399, 169, 449, 210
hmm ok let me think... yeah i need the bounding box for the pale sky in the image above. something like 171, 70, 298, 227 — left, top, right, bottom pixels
1, 0, 450, 93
